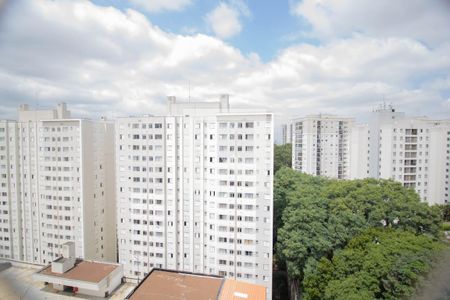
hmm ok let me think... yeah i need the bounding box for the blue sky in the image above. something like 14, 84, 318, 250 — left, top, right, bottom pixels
91, 0, 315, 62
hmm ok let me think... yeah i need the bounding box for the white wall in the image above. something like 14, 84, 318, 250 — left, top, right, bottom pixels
116, 98, 273, 298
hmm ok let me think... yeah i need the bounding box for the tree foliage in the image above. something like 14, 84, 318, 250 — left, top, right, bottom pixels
303, 228, 443, 300
274, 168, 442, 299
274, 143, 292, 174
436, 202, 450, 222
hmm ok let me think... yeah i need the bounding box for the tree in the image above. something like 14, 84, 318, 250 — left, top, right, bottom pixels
275, 169, 331, 299
275, 171, 442, 300
274, 143, 292, 174
303, 228, 443, 300
273, 167, 306, 246
436, 203, 450, 222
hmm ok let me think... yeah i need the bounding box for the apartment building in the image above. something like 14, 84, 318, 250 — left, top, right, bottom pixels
116, 95, 273, 298
290, 107, 449, 205
281, 123, 292, 145
349, 123, 370, 179
351, 106, 450, 205
0, 103, 116, 264
291, 114, 353, 179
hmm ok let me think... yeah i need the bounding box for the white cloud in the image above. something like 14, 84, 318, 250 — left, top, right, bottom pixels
129, 0, 191, 12
203, 0, 251, 40
0, 0, 448, 132
206, 2, 244, 39
291, 0, 450, 46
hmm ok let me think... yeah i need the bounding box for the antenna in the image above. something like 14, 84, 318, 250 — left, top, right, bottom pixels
188, 80, 191, 103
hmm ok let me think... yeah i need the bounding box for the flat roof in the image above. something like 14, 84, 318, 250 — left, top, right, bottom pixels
126, 269, 266, 300
219, 279, 266, 300
37, 260, 118, 283
126, 269, 224, 300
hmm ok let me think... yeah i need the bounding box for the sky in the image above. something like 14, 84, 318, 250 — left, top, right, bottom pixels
0, 0, 449, 140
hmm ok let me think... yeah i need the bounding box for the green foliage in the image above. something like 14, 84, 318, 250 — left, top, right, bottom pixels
274, 143, 292, 174
274, 168, 329, 270
441, 222, 450, 231
303, 228, 443, 300
274, 170, 442, 299
436, 203, 450, 222
273, 167, 312, 249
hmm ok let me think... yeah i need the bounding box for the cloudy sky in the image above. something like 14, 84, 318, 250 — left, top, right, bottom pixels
0, 0, 449, 139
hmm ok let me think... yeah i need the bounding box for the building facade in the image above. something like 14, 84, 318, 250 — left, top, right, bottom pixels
291, 108, 449, 205
292, 114, 353, 179
116, 95, 273, 297
0, 103, 116, 264
351, 107, 450, 205
281, 123, 292, 145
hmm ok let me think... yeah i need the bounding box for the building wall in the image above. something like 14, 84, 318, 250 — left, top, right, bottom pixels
0, 121, 14, 260
281, 123, 292, 145
351, 108, 450, 205
374, 116, 450, 205
0, 104, 116, 264
292, 108, 449, 205
116, 97, 273, 297
292, 115, 353, 179
349, 124, 369, 179
80, 120, 116, 262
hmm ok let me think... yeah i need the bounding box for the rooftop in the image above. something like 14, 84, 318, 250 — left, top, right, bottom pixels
220, 279, 266, 300
126, 269, 223, 300
37, 259, 118, 283
0, 261, 134, 300
126, 269, 266, 300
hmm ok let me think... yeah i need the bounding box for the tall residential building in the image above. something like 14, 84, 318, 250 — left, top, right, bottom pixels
349, 123, 369, 179
281, 123, 292, 145
116, 95, 273, 298
0, 103, 116, 264
351, 106, 450, 205
291, 114, 353, 179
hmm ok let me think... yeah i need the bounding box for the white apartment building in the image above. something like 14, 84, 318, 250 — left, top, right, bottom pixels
349, 123, 370, 179
0, 103, 116, 265
291, 108, 449, 205
351, 106, 450, 205
281, 123, 292, 145
291, 114, 353, 179
116, 95, 273, 298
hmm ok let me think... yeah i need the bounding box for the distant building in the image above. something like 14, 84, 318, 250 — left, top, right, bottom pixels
281, 123, 292, 144
291, 114, 353, 179
0, 103, 116, 264
351, 106, 450, 205
116, 95, 273, 298
125, 268, 266, 300
33, 242, 123, 298
290, 106, 450, 205
349, 123, 370, 179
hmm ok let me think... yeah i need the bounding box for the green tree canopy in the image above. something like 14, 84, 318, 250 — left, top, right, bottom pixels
303, 228, 443, 300
274, 143, 292, 174
274, 168, 442, 298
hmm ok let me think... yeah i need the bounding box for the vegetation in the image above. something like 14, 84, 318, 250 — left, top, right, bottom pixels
303, 228, 443, 300
274, 167, 444, 300
274, 143, 292, 174
441, 223, 450, 231
438, 202, 450, 222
